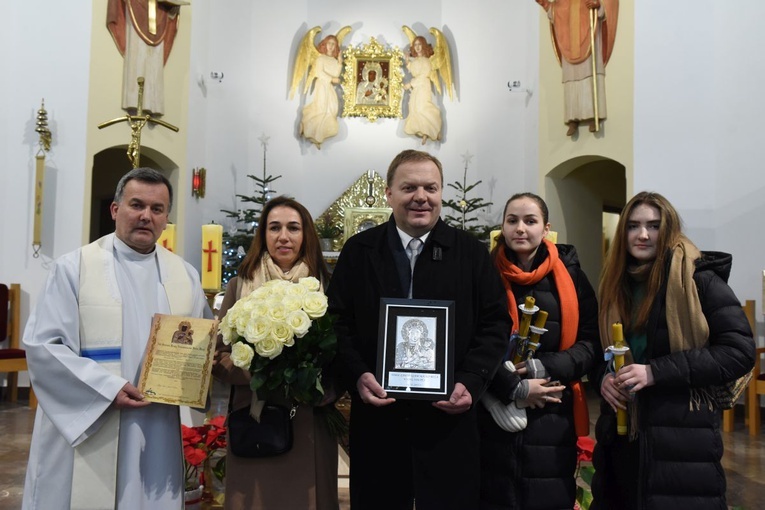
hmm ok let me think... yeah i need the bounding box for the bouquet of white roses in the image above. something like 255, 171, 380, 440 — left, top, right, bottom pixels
220, 277, 337, 406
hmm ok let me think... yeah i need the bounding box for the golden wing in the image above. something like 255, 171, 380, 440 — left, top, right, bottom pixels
289, 26, 322, 100
402, 25, 417, 46
336, 25, 353, 47
429, 27, 454, 100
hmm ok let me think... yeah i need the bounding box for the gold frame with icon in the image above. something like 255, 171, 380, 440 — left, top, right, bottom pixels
341, 38, 404, 122
343, 207, 392, 243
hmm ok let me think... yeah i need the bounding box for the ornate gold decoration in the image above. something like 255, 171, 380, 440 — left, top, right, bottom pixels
341, 38, 404, 122
344, 207, 392, 243
320, 170, 391, 250
33, 99, 52, 258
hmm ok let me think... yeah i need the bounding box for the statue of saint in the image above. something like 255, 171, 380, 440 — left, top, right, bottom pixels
107, 0, 188, 115
536, 0, 619, 136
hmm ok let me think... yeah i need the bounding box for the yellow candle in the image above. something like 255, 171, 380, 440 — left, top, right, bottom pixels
526, 310, 549, 358
512, 296, 538, 364
518, 296, 535, 338
201, 224, 223, 291
611, 323, 630, 436
157, 224, 176, 252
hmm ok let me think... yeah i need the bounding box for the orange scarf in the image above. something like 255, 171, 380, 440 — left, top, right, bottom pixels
494, 239, 590, 437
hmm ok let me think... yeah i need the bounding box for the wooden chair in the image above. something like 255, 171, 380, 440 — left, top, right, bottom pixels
722, 300, 756, 432
0, 284, 37, 408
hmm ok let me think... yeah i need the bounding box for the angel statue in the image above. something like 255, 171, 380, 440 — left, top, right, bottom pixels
401, 26, 454, 145
290, 25, 352, 148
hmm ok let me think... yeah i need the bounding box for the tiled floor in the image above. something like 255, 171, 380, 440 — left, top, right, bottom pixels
0, 394, 762, 509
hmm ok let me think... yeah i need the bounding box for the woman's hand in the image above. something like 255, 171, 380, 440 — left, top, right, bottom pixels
614, 363, 654, 392
600, 373, 630, 413
524, 378, 565, 409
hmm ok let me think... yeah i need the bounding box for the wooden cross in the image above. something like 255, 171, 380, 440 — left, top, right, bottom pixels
203, 240, 218, 271
97, 77, 179, 168
161, 239, 173, 252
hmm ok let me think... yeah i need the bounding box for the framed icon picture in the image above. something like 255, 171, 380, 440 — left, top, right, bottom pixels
376, 298, 455, 400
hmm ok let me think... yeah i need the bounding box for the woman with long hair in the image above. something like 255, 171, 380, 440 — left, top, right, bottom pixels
212, 196, 337, 510
591, 191, 754, 509
479, 192, 599, 509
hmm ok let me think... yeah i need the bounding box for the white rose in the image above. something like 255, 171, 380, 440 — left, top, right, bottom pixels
231, 342, 255, 368
267, 302, 288, 323
244, 315, 271, 343
252, 301, 269, 318
219, 320, 236, 345
251, 286, 271, 300
271, 322, 295, 346
255, 337, 284, 359
282, 295, 304, 312
234, 309, 252, 334
286, 310, 311, 338
285, 282, 308, 297
299, 277, 321, 292
302, 291, 328, 318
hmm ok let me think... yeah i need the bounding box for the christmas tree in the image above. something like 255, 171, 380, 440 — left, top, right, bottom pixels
219, 134, 282, 285
442, 151, 495, 238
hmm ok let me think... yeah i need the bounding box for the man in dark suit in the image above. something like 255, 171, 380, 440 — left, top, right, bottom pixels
327, 149, 511, 510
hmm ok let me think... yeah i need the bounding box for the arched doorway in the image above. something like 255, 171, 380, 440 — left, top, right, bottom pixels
89, 146, 179, 242
544, 156, 626, 286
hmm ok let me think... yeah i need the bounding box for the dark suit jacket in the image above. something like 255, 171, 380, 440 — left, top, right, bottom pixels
327, 217, 511, 399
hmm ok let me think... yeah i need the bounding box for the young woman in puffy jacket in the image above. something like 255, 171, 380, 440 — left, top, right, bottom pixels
591, 191, 755, 510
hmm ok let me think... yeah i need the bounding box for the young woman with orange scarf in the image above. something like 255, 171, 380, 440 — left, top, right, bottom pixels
479, 193, 600, 510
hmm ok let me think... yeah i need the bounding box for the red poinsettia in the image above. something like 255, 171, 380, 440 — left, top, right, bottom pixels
576, 436, 595, 463
181, 416, 227, 490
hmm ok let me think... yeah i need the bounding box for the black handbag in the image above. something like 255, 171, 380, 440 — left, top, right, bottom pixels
228, 403, 294, 458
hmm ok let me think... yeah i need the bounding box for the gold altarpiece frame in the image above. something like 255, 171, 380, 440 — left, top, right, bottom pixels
320, 171, 392, 251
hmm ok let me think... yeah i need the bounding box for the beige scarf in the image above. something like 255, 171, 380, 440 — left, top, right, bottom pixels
240, 252, 312, 297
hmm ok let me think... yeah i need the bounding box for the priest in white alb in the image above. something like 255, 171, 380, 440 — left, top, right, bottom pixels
22, 167, 213, 509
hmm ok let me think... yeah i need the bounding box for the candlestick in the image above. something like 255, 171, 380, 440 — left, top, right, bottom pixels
608, 323, 631, 436
201, 224, 223, 291
157, 224, 176, 252
525, 310, 549, 359
512, 296, 540, 364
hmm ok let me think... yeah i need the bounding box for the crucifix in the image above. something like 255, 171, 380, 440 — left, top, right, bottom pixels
97, 76, 179, 168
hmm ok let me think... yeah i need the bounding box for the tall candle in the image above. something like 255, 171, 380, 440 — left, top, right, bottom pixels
611, 323, 630, 436
157, 224, 176, 252
512, 296, 538, 364
201, 224, 223, 291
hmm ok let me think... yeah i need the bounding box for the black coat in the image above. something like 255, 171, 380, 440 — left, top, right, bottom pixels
327, 218, 511, 510
590, 251, 755, 510
479, 243, 600, 510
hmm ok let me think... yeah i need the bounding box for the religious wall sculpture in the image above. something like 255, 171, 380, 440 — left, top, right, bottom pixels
401, 26, 454, 145
107, 0, 188, 115
290, 25, 353, 149
535, 0, 619, 136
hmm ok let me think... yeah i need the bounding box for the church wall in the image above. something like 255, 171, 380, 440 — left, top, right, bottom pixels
634, 1, 765, 325
183, 0, 539, 261
1, 3, 93, 332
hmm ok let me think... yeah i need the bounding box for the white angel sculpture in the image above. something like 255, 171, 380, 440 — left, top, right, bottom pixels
290, 26, 352, 148
401, 26, 454, 144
